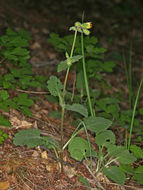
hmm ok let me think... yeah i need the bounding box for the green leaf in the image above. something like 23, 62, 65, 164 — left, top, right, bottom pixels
135, 166, 143, 174
6, 28, 17, 36
94, 47, 107, 54
76, 71, 85, 90
119, 165, 134, 175
10, 47, 29, 56
49, 111, 61, 119
0, 130, 8, 144
18, 28, 31, 41
0, 102, 9, 112
14, 93, 34, 107
138, 107, 143, 115
43, 136, 61, 150
130, 145, 143, 159
47, 76, 63, 97
45, 95, 58, 103
0, 90, 9, 100
102, 61, 115, 72
58, 55, 82, 72
68, 137, 90, 161
3, 81, 15, 89
83, 29, 90, 35
0, 115, 11, 127
10, 68, 21, 77
4, 73, 15, 81
107, 145, 136, 164
65, 103, 88, 117
78, 175, 91, 189
84, 116, 112, 133
13, 129, 43, 148
133, 173, 143, 185
95, 130, 115, 146
20, 106, 32, 116
102, 166, 126, 185
57, 60, 69, 72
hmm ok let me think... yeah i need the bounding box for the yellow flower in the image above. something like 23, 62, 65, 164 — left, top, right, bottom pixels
85, 22, 92, 29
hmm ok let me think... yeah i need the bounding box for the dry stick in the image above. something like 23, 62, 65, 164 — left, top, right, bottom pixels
16, 88, 49, 94
0, 87, 49, 95
83, 160, 105, 190
16, 173, 34, 190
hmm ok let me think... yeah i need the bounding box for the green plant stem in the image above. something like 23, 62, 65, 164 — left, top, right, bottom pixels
63, 127, 84, 150
127, 77, 143, 150
123, 43, 133, 109
129, 43, 133, 108
60, 30, 77, 172
81, 33, 94, 117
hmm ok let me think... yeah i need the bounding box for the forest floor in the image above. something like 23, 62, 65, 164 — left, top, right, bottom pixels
0, 0, 143, 189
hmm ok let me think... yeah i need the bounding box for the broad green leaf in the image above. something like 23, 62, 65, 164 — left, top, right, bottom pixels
95, 130, 115, 146
0, 115, 11, 127
13, 129, 43, 148
84, 116, 112, 133
135, 166, 143, 174
65, 103, 88, 117
117, 150, 136, 164
107, 145, 136, 164
47, 76, 63, 96
133, 172, 143, 185
102, 166, 126, 185
68, 137, 90, 161
119, 165, 134, 175
130, 145, 143, 159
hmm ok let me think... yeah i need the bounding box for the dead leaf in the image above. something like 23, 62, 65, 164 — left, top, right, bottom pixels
31, 41, 41, 49
64, 165, 76, 178
32, 150, 39, 158
41, 150, 48, 159
0, 181, 9, 190
10, 116, 32, 129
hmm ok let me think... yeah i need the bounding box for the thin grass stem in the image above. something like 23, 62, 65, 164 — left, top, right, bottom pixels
60, 30, 77, 172
127, 77, 143, 150
81, 32, 94, 116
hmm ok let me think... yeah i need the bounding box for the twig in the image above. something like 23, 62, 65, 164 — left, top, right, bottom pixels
16, 88, 49, 94
83, 160, 105, 190
16, 173, 34, 190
